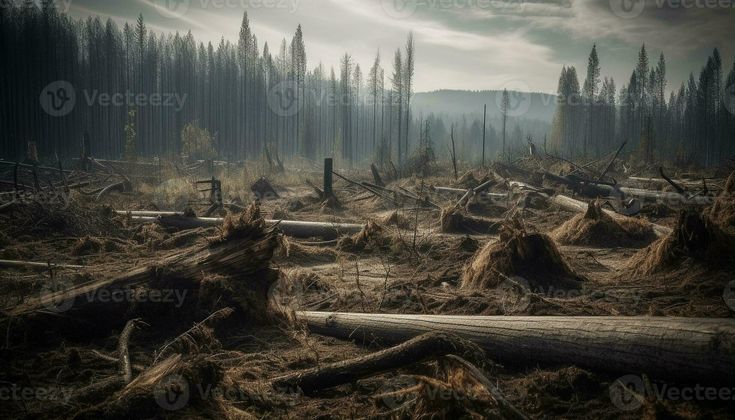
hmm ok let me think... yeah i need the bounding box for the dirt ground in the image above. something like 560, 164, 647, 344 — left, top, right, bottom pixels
1, 157, 734, 419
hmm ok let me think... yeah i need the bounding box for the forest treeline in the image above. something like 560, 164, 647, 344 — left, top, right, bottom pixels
550, 44, 735, 166
0, 2, 422, 166
1, 2, 733, 167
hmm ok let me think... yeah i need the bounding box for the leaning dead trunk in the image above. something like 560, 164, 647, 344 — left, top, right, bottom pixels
297, 311, 735, 385
8, 204, 279, 321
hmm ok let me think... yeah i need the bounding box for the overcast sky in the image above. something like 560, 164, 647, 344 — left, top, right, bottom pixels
66, 0, 734, 94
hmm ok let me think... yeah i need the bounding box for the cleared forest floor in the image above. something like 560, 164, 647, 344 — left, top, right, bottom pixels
1, 157, 734, 419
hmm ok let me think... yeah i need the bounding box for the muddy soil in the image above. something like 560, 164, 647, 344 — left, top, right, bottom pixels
1, 160, 734, 419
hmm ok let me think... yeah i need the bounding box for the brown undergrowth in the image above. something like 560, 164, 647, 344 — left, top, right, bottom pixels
552, 202, 655, 247
462, 220, 585, 292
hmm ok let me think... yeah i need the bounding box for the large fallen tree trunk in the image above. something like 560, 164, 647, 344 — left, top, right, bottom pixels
551, 194, 672, 238
297, 311, 735, 385
123, 213, 364, 239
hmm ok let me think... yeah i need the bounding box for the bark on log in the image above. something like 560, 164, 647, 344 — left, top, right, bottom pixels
297, 311, 735, 385
550, 194, 672, 237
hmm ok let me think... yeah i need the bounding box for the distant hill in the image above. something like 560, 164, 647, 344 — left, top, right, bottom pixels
411, 89, 557, 122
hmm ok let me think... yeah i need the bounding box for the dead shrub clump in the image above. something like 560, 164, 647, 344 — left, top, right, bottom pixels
71, 236, 120, 256
628, 210, 735, 275
462, 221, 585, 292
337, 221, 393, 253
440, 207, 500, 235
380, 211, 413, 230
276, 235, 337, 263
552, 202, 655, 247
709, 170, 735, 228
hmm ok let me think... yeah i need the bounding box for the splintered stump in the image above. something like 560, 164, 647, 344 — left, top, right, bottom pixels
552, 202, 655, 247
551, 194, 672, 238
461, 225, 584, 292
297, 311, 735, 385
628, 210, 735, 275
7, 204, 279, 325
251, 177, 280, 200
440, 207, 501, 235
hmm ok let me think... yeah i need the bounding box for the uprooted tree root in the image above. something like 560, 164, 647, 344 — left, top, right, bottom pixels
628, 210, 735, 275
9, 202, 280, 334
461, 221, 585, 292
552, 202, 655, 247
709, 170, 735, 228
440, 207, 501, 235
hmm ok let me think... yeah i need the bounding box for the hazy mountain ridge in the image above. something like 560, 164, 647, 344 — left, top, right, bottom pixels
411, 89, 557, 122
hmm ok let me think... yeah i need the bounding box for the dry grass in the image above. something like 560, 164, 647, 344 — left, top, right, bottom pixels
552, 202, 655, 247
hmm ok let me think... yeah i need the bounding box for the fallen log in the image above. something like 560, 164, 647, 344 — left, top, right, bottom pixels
271, 332, 481, 395
125, 214, 364, 240
431, 186, 507, 202
118, 319, 143, 384
298, 311, 735, 385
0, 259, 85, 270
551, 194, 672, 237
